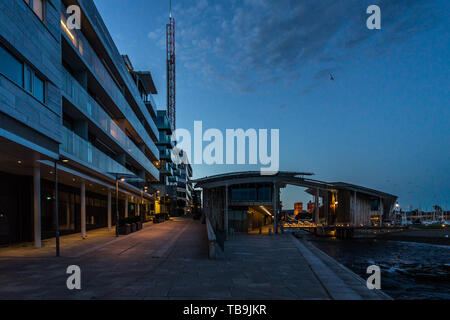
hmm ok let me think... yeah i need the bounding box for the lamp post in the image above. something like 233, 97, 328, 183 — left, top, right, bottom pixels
114, 176, 126, 237
53, 157, 69, 257
54, 160, 60, 257
108, 173, 144, 237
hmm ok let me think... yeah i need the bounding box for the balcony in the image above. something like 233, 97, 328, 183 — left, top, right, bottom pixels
62, 69, 159, 180
143, 95, 157, 118
157, 134, 173, 147
61, 126, 134, 177
61, 13, 159, 150
168, 176, 177, 183
159, 162, 172, 175
160, 149, 171, 160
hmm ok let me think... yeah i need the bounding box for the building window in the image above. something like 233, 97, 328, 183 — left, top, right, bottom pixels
370, 199, 379, 211
257, 186, 272, 202
231, 187, 257, 202
33, 74, 45, 103
24, 0, 45, 21
24, 66, 33, 92
0, 45, 24, 87
0, 45, 46, 103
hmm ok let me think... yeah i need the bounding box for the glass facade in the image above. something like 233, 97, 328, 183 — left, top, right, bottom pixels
231, 185, 272, 202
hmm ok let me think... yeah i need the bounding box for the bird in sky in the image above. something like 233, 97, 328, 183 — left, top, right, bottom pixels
330, 73, 335, 81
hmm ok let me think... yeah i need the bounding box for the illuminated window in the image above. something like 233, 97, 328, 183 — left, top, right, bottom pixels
24, 0, 45, 21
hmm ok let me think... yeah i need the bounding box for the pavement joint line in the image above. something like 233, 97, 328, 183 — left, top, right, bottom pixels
70, 222, 160, 258
289, 234, 362, 300
152, 219, 193, 258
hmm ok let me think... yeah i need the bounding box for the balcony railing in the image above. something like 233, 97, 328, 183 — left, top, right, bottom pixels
168, 176, 177, 183
160, 149, 171, 160
143, 95, 157, 117
156, 116, 172, 131
62, 69, 159, 180
159, 162, 172, 175
61, 126, 133, 176
157, 135, 172, 145
61, 12, 159, 149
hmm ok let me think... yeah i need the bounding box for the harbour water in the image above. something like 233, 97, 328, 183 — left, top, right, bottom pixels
309, 238, 450, 299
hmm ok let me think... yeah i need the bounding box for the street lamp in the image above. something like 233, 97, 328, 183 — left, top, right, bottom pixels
108, 173, 144, 237
53, 157, 69, 257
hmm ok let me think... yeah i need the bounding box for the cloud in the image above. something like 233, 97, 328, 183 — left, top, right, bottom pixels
173, 0, 442, 93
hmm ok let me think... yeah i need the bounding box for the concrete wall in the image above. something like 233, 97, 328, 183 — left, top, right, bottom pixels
0, 0, 62, 148
203, 187, 225, 233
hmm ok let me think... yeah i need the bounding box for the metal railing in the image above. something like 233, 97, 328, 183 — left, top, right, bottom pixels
62, 69, 159, 180
61, 126, 133, 176
61, 13, 159, 148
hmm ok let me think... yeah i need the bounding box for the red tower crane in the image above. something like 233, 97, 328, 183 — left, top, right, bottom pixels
166, 1, 176, 131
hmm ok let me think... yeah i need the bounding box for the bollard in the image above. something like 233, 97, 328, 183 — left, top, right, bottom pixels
259, 227, 262, 234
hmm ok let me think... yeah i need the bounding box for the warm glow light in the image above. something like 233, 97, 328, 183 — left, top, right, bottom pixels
259, 206, 273, 217
61, 19, 75, 43
120, 178, 126, 182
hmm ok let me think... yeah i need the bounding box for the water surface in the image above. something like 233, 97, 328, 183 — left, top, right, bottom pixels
309, 238, 450, 299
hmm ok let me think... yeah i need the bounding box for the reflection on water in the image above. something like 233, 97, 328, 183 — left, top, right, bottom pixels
309, 238, 450, 300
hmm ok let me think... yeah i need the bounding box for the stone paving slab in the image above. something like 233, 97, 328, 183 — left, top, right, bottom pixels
0, 217, 388, 300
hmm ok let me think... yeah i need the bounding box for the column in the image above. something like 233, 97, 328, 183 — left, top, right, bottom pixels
81, 180, 86, 239
33, 165, 41, 248
107, 189, 112, 230
353, 190, 357, 225
224, 184, 229, 239
273, 182, 278, 234
324, 191, 329, 225
137, 199, 140, 216
66, 203, 71, 229
315, 188, 320, 225
379, 197, 383, 227
125, 196, 128, 218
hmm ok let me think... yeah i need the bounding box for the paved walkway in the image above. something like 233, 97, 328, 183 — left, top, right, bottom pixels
0, 218, 388, 300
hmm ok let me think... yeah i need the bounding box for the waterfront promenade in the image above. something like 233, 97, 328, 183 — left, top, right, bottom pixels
0, 218, 388, 299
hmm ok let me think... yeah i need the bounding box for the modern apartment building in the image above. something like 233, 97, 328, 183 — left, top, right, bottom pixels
0, 0, 160, 246
176, 159, 193, 216
153, 110, 177, 216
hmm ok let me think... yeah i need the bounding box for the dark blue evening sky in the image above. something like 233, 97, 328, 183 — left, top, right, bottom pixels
94, 0, 449, 211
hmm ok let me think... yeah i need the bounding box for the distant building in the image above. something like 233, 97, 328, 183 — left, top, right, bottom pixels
153, 110, 177, 217
176, 158, 193, 216
307, 201, 315, 214
192, 189, 202, 219
294, 203, 303, 216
